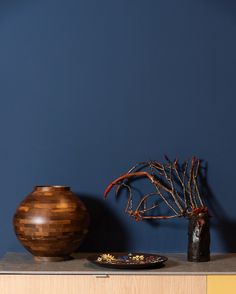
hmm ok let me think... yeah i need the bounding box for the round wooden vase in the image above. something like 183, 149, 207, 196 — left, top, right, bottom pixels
13, 186, 89, 262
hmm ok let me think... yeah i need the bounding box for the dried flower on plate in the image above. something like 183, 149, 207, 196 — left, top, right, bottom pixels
97, 254, 115, 263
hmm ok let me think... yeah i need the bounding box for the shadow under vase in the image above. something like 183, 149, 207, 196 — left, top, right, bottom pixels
76, 194, 130, 253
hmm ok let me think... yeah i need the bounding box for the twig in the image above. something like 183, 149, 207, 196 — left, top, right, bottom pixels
162, 165, 184, 213
193, 159, 204, 207
135, 192, 158, 212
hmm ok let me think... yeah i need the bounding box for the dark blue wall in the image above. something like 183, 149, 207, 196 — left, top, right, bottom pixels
1, 0, 236, 256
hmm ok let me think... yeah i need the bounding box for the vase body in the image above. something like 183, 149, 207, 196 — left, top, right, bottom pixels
187, 212, 210, 262
13, 186, 89, 261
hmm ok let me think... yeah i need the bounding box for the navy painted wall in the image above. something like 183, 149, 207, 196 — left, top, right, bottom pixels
0, 0, 236, 256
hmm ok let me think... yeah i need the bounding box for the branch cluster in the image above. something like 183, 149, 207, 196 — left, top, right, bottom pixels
104, 156, 208, 221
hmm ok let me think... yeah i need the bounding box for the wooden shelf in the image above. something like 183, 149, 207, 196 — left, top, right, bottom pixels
0, 253, 235, 294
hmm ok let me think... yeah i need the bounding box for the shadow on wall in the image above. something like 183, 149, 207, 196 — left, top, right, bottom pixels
75, 194, 130, 252
200, 163, 236, 252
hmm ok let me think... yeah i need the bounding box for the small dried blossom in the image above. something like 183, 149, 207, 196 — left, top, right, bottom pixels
131, 255, 144, 261
97, 254, 115, 263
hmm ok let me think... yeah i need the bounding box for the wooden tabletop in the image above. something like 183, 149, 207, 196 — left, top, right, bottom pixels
0, 252, 235, 275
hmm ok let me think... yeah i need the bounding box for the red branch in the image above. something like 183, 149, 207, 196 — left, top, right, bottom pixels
104, 157, 207, 221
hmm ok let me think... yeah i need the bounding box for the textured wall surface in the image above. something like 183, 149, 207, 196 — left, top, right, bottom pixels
0, 0, 236, 256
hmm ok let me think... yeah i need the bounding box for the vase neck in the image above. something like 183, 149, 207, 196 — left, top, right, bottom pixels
35, 186, 70, 192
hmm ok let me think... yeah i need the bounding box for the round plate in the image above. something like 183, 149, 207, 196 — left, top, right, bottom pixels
87, 253, 168, 269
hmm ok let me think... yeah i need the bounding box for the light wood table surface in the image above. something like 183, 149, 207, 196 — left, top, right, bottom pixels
0, 252, 235, 294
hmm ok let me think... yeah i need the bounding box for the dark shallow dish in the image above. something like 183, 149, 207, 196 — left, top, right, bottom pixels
87, 252, 168, 269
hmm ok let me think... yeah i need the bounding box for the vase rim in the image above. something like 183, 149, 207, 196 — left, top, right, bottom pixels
35, 185, 70, 191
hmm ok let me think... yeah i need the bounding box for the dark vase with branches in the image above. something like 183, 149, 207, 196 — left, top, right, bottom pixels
104, 156, 210, 262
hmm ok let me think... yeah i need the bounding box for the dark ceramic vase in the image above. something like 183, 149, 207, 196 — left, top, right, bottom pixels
187, 212, 210, 262
13, 186, 89, 261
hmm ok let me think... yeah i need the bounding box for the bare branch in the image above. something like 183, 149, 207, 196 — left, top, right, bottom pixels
193, 159, 204, 207
154, 185, 179, 215
117, 184, 133, 213
115, 162, 147, 195
162, 165, 184, 213
135, 192, 158, 212
104, 156, 207, 220
140, 213, 184, 220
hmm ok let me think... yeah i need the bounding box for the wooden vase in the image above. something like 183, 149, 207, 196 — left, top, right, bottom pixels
13, 186, 89, 261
